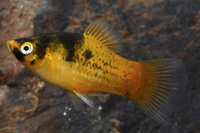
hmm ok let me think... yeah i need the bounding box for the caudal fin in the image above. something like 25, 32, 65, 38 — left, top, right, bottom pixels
132, 59, 186, 123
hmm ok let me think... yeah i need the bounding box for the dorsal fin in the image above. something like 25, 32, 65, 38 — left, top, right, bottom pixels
84, 18, 121, 52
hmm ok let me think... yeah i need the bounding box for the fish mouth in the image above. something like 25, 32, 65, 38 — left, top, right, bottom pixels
7, 40, 19, 52
7, 40, 14, 52
7, 40, 25, 61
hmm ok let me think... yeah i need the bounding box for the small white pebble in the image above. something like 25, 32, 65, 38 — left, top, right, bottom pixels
141, 24, 146, 28
63, 112, 66, 116
98, 106, 102, 111
69, 108, 71, 111
65, 107, 68, 110
68, 118, 71, 121
98, 116, 101, 120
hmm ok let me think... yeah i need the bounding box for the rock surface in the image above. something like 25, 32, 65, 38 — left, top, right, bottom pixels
0, 0, 200, 133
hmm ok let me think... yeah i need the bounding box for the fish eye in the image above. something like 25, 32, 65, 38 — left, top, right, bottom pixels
20, 42, 33, 55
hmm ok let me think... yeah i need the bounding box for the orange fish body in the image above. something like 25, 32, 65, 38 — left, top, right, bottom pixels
7, 19, 186, 123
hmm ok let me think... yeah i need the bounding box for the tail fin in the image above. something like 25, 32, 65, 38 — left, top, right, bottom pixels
132, 59, 186, 123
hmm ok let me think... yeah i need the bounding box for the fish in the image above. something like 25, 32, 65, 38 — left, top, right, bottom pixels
7, 18, 186, 123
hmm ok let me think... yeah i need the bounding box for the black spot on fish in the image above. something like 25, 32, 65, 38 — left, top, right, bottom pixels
12, 48, 25, 61
90, 63, 102, 70
30, 60, 36, 66
103, 62, 108, 66
111, 66, 118, 69
104, 70, 108, 74
83, 49, 93, 60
